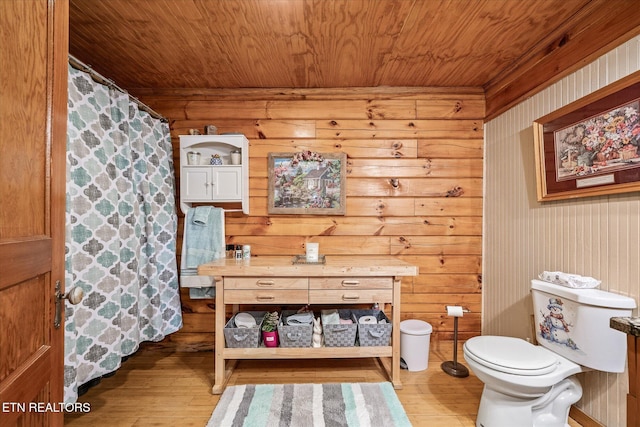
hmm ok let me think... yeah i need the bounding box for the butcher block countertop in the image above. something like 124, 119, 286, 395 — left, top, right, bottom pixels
197, 255, 419, 277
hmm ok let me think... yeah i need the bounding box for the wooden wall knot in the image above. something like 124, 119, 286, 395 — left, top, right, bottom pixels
389, 178, 400, 188
453, 101, 463, 113
366, 109, 377, 120
446, 186, 463, 197
423, 159, 432, 175
320, 220, 338, 236
398, 236, 411, 249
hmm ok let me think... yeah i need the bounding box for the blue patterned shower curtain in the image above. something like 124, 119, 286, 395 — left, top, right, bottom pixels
64, 65, 183, 403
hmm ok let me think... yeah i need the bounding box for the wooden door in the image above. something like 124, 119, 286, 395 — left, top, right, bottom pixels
0, 1, 68, 426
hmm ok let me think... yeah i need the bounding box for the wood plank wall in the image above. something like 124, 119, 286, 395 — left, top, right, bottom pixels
141, 88, 485, 351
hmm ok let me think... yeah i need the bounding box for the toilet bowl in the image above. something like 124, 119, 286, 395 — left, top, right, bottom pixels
464, 336, 582, 398
464, 279, 636, 427
464, 336, 583, 427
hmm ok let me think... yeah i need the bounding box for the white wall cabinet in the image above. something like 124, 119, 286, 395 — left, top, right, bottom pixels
179, 134, 249, 214
182, 166, 242, 201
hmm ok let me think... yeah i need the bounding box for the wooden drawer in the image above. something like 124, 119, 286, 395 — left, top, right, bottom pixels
309, 277, 392, 290
224, 289, 309, 304
224, 277, 309, 290
309, 289, 393, 304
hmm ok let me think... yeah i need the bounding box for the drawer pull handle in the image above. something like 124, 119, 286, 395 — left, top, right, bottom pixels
256, 295, 275, 301
341, 280, 360, 287
342, 295, 360, 301
256, 280, 275, 287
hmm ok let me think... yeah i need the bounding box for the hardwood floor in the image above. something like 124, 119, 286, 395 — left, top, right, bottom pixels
64, 340, 583, 426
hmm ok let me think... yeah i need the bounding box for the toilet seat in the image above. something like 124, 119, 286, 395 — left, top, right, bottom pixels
464, 336, 558, 376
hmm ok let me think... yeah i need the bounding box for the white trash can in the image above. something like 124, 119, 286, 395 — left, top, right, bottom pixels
400, 319, 433, 371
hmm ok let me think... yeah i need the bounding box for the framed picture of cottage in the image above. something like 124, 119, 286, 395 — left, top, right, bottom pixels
268, 151, 346, 215
533, 71, 640, 201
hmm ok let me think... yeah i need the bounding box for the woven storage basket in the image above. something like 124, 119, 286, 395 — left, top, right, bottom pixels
354, 309, 392, 347
322, 309, 357, 347
223, 311, 266, 348
277, 310, 314, 348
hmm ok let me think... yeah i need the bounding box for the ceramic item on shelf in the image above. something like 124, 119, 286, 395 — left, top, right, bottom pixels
204, 124, 218, 135
234, 312, 257, 328
230, 150, 241, 165
210, 154, 223, 165
312, 317, 323, 348
187, 151, 200, 165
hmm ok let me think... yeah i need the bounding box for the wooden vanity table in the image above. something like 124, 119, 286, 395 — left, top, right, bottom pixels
197, 255, 418, 394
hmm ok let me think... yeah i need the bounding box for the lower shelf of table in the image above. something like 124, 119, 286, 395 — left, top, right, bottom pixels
222, 346, 392, 359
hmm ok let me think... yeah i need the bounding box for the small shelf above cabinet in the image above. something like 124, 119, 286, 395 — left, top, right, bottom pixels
179, 134, 249, 214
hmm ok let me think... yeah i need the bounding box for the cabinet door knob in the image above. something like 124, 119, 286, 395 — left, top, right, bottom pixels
341, 295, 360, 301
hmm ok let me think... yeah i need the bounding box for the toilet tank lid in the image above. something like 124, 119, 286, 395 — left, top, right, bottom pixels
531, 279, 636, 309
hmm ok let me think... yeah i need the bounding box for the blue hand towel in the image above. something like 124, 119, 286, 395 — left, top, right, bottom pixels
184, 207, 224, 267
180, 206, 225, 298
192, 206, 213, 226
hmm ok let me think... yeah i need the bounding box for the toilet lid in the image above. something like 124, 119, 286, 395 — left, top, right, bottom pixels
464, 336, 558, 376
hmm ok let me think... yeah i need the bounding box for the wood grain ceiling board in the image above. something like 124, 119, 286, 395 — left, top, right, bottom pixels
69, 0, 592, 90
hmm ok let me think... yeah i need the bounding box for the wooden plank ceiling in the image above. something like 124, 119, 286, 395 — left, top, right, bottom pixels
69, 0, 640, 118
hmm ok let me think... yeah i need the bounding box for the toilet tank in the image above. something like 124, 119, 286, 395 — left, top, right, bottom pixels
531, 279, 636, 373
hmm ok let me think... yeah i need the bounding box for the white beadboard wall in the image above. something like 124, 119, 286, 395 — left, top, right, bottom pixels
484, 36, 640, 427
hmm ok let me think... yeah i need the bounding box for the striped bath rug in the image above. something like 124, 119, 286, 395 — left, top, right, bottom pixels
207, 382, 412, 427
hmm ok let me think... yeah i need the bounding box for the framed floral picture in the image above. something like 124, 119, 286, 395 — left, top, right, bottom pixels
533, 72, 640, 201
267, 151, 346, 215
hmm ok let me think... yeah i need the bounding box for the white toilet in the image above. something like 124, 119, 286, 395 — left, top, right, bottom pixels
463, 279, 636, 427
